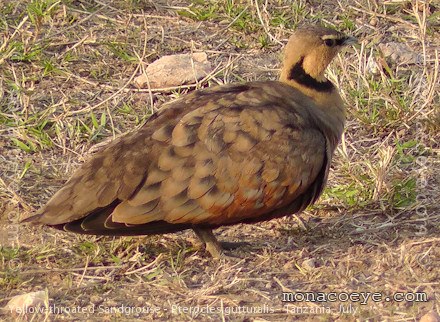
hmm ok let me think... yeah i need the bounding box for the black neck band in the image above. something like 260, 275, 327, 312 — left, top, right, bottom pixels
288, 57, 334, 92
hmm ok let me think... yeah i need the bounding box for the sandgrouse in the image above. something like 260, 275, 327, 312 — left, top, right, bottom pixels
24, 26, 357, 258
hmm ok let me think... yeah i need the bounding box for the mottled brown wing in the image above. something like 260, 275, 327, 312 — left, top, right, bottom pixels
25, 82, 330, 234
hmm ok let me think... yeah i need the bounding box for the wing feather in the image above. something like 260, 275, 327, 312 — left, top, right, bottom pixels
25, 81, 338, 235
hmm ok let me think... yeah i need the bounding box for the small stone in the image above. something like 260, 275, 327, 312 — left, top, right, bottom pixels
134, 52, 212, 89
302, 258, 317, 270
3, 290, 48, 317
90, 295, 103, 304
420, 310, 440, 322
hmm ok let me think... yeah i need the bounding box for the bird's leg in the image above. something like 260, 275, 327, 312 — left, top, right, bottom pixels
192, 228, 250, 258
192, 227, 224, 258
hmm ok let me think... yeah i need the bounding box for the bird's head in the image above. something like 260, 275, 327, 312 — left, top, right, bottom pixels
280, 25, 357, 84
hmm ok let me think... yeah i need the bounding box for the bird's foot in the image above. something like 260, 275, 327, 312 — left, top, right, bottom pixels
193, 227, 247, 259
219, 241, 250, 250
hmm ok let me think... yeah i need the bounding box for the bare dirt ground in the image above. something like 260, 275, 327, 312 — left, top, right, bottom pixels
1, 0, 439, 321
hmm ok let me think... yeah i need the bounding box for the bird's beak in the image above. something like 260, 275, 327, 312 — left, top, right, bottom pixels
343, 36, 358, 46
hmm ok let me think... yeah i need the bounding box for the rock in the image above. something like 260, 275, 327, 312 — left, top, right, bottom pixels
378, 42, 422, 64
2, 290, 48, 317
420, 310, 440, 322
302, 258, 317, 270
134, 52, 212, 89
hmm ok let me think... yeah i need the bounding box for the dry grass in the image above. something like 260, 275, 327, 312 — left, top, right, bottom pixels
1, 0, 439, 321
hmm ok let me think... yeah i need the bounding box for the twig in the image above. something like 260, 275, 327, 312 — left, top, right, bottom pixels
2, 265, 123, 275
253, 0, 283, 46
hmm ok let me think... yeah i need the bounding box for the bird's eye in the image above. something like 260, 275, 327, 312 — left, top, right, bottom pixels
324, 39, 336, 47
